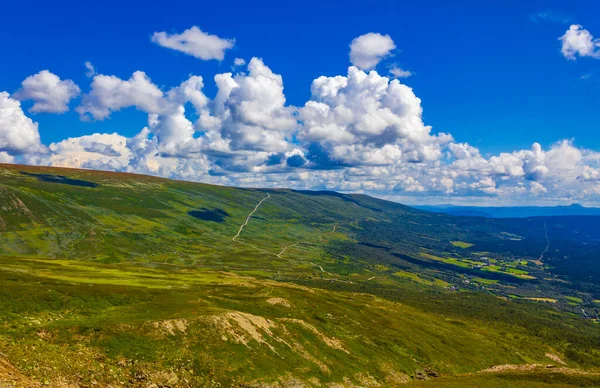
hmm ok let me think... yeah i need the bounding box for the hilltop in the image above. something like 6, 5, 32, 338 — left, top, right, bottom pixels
0, 163, 599, 387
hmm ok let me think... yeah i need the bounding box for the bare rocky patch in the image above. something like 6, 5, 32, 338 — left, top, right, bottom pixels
267, 298, 291, 308
379, 363, 411, 384
279, 318, 348, 353
545, 352, 566, 365
0, 187, 33, 217
150, 319, 188, 336
210, 311, 352, 373
211, 311, 284, 353
482, 364, 544, 373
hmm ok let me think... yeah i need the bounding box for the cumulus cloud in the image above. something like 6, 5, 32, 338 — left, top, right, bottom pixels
13, 42, 600, 205
0, 92, 45, 155
208, 58, 298, 153
349, 33, 396, 70
43, 133, 132, 171
300, 66, 448, 167
77, 71, 165, 120
152, 26, 234, 61
423, 139, 600, 201
560, 25, 600, 60
76, 70, 212, 159
13, 70, 80, 114
233, 58, 246, 67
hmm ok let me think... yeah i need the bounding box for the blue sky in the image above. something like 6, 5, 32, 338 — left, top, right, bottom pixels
1, 0, 600, 205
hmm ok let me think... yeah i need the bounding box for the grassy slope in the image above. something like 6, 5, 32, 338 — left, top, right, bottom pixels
411, 369, 600, 387
0, 164, 599, 387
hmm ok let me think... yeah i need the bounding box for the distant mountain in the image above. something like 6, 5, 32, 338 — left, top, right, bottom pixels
415, 203, 600, 218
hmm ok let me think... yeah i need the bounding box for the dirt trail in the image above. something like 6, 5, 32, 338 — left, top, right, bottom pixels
233, 193, 271, 242
277, 243, 299, 258
311, 262, 334, 276
231, 193, 283, 257
319, 224, 337, 241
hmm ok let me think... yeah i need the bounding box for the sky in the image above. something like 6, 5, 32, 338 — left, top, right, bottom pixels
1, 0, 600, 205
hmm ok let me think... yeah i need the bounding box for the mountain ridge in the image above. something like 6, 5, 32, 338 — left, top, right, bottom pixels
0, 163, 599, 387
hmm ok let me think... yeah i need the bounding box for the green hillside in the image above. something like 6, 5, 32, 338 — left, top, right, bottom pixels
1, 163, 599, 387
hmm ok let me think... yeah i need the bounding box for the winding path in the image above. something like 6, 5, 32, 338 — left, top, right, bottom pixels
318, 224, 337, 241
231, 195, 344, 279
310, 262, 334, 276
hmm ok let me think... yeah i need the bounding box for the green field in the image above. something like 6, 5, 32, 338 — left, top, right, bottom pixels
450, 241, 474, 249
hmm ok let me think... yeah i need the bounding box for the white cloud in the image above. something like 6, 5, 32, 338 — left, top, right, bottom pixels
560, 25, 600, 60
167, 75, 209, 112
349, 33, 396, 70
148, 107, 197, 155
44, 132, 132, 171
77, 71, 166, 120
151, 26, 234, 61
0, 151, 14, 163
428, 140, 600, 202
13, 70, 80, 114
389, 65, 412, 78
0, 92, 45, 155
233, 58, 246, 67
300, 66, 448, 167
13, 45, 600, 205
85, 62, 96, 77
206, 58, 298, 153
76, 69, 211, 159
